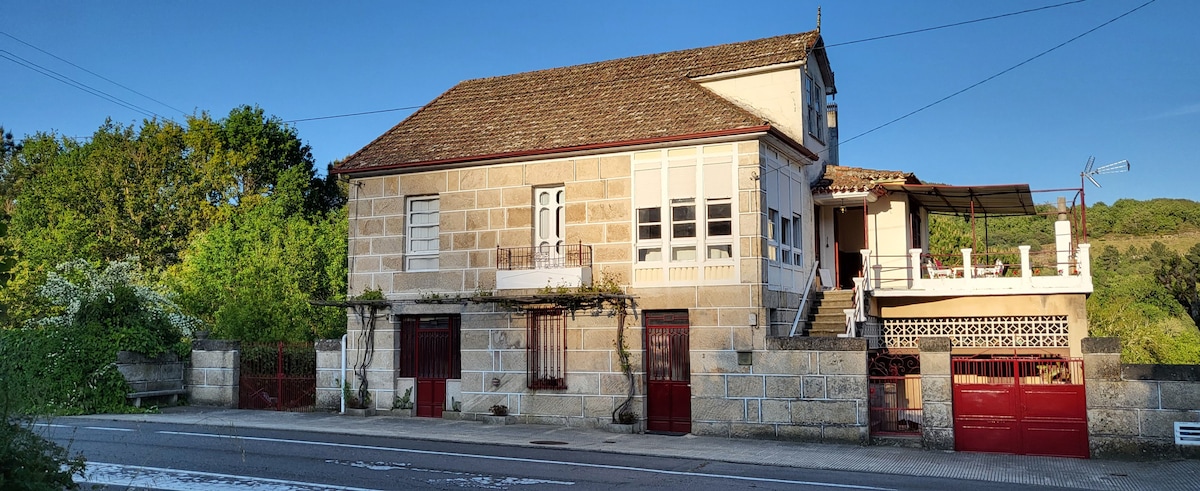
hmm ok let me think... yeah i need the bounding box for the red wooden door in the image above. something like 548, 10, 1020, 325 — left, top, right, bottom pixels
401, 316, 460, 418
645, 311, 690, 434
953, 358, 1088, 458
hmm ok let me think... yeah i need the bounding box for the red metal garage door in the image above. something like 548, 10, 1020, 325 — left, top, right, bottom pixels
952, 357, 1089, 458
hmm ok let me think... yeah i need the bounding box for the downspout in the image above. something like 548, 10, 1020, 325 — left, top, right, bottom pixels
340, 333, 347, 414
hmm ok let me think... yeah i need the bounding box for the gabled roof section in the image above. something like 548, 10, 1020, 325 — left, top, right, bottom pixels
813, 165, 918, 193
336, 31, 821, 174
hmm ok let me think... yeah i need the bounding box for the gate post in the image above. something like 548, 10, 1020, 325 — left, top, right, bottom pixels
918, 337, 953, 450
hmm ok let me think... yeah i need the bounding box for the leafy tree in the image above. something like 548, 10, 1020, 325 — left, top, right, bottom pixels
169, 179, 347, 342
0, 408, 85, 490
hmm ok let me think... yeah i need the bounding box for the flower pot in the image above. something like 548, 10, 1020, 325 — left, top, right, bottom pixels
344, 407, 376, 417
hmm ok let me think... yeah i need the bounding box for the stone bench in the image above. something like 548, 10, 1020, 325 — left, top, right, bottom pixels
126, 388, 187, 408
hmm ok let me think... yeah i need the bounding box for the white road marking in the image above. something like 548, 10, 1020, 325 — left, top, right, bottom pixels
326, 459, 574, 488
83, 426, 135, 432
159, 430, 896, 490
32, 423, 72, 429
82, 462, 385, 491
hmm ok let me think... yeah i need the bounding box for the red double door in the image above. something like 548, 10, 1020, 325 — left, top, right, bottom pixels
645, 311, 691, 434
952, 357, 1089, 458
400, 316, 460, 418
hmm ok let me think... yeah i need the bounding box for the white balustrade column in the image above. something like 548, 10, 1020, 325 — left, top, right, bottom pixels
909, 249, 923, 287
961, 248, 973, 279
1019, 245, 1032, 287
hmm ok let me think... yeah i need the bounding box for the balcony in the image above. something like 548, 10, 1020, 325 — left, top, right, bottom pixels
861, 244, 1093, 298
496, 243, 593, 290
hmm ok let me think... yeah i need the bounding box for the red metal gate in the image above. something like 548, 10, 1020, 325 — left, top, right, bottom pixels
239, 342, 316, 411
645, 311, 690, 434
399, 316, 461, 418
952, 357, 1088, 458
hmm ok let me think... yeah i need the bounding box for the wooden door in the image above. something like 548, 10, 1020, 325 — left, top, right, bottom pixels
401, 316, 460, 418
645, 311, 690, 434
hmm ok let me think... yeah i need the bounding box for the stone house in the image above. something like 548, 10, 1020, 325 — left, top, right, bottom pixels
330, 28, 1098, 456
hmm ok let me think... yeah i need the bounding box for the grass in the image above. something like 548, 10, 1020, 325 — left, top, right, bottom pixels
1090, 230, 1200, 254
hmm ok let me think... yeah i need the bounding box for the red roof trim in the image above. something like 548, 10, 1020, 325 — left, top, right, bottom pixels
333, 125, 819, 175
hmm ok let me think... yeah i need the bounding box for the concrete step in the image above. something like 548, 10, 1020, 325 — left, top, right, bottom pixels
812, 312, 847, 323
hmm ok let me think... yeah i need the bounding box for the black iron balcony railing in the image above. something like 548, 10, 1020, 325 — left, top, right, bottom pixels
496, 243, 592, 271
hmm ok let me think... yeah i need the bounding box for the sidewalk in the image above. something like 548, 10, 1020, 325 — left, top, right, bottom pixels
73, 406, 1200, 491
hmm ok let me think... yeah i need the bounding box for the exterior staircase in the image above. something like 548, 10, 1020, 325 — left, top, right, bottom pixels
803, 290, 855, 337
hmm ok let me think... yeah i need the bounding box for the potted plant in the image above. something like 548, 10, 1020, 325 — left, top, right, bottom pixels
342, 381, 375, 417
481, 404, 509, 425
442, 398, 463, 420
607, 410, 642, 434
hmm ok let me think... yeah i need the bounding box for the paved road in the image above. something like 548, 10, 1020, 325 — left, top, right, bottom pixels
43, 417, 1083, 490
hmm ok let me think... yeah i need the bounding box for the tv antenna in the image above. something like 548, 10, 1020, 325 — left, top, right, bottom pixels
1079, 156, 1131, 241
1081, 156, 1130, 188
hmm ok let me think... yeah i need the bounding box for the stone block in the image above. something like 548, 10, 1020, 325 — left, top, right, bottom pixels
460, 351, 496, 372
600, 373, 643, 396
1088, 408, 1140, 436
606, 222, 631, 242
498, 351, 526, 372
566, 181, 606, 200
460, 372, 485, 392
922, 427, 954, 451
761, 399, 791, 423
202, 369, 236, 387
574, 158, 599, 180
689, 374, 726, 398
372, 197, 405, 217
923, 401, 953, 429
398, 173, 446, 196
1083, 353, 1122, 381
1140, 409, 1200, 438
592, 244, 629, 263
776, 424, 823, 442
823, 426, 868, 445
817, 351, 866, 376
802, 376, 826, 399
583, 396, 615, 418
606, 178, 630, 199
505, 207, 531, 228
460, 330, 490, 350
691, 350, 740, 375
697, 285, 751, 308
921, 375, 952, 404
1082, 337, 1121, 354
565, 373, 600, 394
727, 375, 765, 398
582, 329, 616, 350
692, 397, 745, 422
489, 329, 524, 350
488, 166, 523, 187
599, 155, 631, 178
570, 350, 611, 372
920, 352, 950, 376
826, 376, 868, 401
484, 372, 527, 393
689, 327, 732, 350
690, 421, 730, 437
188, 386, 236, 408
917, 337, 952, 353
461, 393, 510, 414
765, 376, 801, 398
1087, 380, 1159, 409
730, 423, 777, 440
528, 160, 573, 185
521, 394, 583, 417
791, 400, 857, 425
1160, 382, 1200, 410
751, 350, 810, 376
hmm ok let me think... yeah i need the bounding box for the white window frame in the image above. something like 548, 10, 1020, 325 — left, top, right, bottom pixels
405, 196, 440, 271
805, 73, 824, 142
767, 208, 779, 263
705, 198, 733, 260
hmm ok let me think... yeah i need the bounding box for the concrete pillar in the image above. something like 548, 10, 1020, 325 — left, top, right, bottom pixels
315, 338, 343, 410
187, 339, 240, 408
919, 337, 954, 450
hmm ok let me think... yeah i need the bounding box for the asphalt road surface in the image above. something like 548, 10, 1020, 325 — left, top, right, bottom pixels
41, 417, 1080, 490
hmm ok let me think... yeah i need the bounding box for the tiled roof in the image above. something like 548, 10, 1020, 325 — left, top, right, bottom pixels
336, 31, 821, 173
814, 165, 919, 193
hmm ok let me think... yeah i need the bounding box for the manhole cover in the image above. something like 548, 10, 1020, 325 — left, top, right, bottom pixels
529, 441, 569, 445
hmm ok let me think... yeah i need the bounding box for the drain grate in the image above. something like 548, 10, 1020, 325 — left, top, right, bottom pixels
529, 440, 569, 445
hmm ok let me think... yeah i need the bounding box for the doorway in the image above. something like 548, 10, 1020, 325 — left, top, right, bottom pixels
645, 311, 690, 434
399, 315, 461, 418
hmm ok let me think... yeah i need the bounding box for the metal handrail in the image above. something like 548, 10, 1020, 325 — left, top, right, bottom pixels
845, 277, 865, 337
789, 264, 820, 337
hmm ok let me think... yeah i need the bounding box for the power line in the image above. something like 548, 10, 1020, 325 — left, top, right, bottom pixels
0, 31, 188, 117
0, 49, 163, 120
838, 0, 1156, 148
284, 106, 425, 123
279, 1, 1092, 125
824, 0, 1089, 48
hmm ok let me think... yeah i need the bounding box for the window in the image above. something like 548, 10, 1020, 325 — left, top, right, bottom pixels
767, 208, 779, 262
534, 186, 565, 267
527, 309, 567, 389
806, 73, 824, 142
637, 207, 662, 261
406, 196, 439, 271
781, 216, 792, 265
793, 213, 803, 265
670, 200, 696, 262
706, 199, 732, 259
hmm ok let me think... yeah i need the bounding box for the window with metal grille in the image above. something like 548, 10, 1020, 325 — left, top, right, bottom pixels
527, 309, 567, 389
397, 315, 461, 379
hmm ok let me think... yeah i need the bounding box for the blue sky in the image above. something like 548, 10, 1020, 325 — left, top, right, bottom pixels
3, 0, 1196, 206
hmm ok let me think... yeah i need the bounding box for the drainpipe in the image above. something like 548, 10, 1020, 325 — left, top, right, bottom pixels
340, 333, 347, 414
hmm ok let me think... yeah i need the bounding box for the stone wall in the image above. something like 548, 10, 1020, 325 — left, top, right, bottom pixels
187, 339, 240, 407
315, 338, 343, 410
917, 337, 953, 450
116, 351, 185, 407
694, 336, 867, 443
1084, 337, 1200, 459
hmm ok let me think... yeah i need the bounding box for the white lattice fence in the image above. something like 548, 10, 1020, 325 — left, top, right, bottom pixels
882, 315, 1069, 349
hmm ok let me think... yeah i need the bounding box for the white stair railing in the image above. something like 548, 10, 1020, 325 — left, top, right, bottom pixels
789, 264, 820, 337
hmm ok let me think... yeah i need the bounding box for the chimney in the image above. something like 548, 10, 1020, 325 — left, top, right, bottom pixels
826, 103, 839, 166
